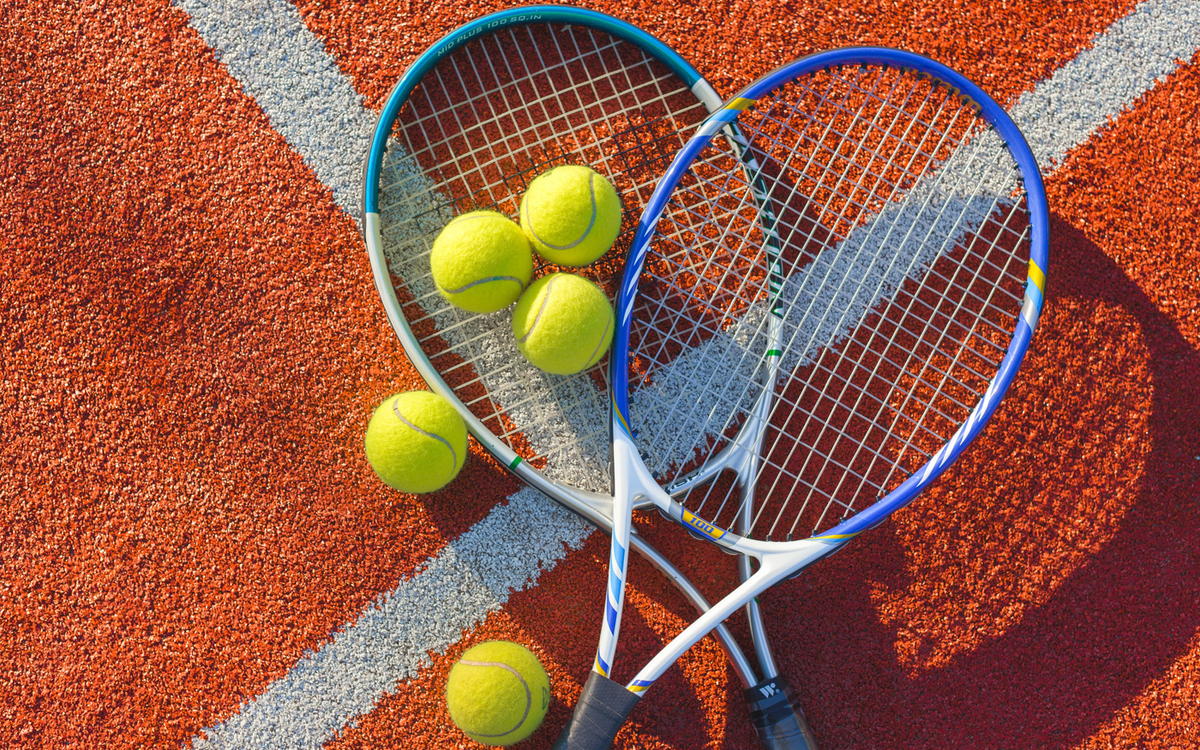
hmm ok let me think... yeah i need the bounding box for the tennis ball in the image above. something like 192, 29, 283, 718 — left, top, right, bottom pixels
445, 640, 550, 747
519, 165, 622, 267
363, 391, 467, 494
431, 210, 533, 313
511, 273, 614, 375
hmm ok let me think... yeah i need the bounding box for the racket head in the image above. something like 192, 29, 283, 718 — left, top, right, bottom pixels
361, 6, 720, 497
612, 47, 1049, 549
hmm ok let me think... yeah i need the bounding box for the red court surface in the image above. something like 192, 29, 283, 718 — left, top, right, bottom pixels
2, 0, 1198, 748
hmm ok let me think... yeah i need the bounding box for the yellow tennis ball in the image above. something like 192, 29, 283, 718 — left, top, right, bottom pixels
511, 273, 614, 375
519, 165, 622, 267
445, 641, 551, 747
363, 391, 467, 494
431, 210, 533, 313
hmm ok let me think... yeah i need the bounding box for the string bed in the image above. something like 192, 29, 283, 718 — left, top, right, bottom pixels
628, 64, 1032, 540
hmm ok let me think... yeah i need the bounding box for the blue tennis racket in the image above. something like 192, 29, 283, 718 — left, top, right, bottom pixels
554, 47, 1049, 749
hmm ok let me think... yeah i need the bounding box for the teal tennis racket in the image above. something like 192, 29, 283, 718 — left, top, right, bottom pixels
361, 8, 818, 748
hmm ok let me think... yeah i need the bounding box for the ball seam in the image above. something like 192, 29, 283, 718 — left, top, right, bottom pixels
584, 305, 613, 369
454, 659, 532, 738
391, 398, 459, 471
438, 275, 527, 295
515, 275, 557, 345
523, 170, 598, 251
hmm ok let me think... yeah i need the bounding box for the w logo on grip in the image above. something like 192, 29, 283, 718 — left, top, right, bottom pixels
758, 682, 779, 698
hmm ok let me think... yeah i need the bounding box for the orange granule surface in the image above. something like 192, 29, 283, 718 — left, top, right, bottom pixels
2, 0, 1197, 748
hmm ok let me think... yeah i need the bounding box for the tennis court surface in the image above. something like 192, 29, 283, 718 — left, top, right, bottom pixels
2, 0, 1198, 748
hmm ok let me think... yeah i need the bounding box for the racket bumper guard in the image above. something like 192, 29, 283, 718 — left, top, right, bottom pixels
744, 674, 820, 749
552, 671, 640, 750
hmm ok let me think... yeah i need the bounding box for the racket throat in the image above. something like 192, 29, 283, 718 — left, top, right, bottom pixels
631, 545, 830, 689
665, 387, 774, 498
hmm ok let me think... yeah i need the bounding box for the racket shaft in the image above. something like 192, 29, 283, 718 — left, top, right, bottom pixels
593, 434, 640, 677
626, 527, 758, 685
735, 409, 820, 748
631, 543, 831, 689
559, 543, 832, 749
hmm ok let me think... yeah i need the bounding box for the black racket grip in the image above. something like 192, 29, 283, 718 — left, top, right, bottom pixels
551, 671, 641, 750
744, 674, 820, 750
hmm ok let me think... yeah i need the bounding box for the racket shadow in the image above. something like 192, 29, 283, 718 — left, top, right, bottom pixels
767, 217, 1200, 749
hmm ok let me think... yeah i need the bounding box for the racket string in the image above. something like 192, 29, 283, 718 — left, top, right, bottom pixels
764, 130, 1015, 535
631, 172, 776, 480
637, 71, 945, 521
634, 69, 965, 492
772, 124, 1027, 537
757, 69, 960, 250
780, 193, 1019, 536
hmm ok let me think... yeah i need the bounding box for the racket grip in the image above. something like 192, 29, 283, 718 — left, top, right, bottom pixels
744, 674, 820, 750
551, 671, 640, 750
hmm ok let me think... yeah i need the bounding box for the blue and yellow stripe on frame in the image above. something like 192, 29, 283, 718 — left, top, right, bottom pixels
697, 97, 756, 137
1028, 259, 1046, 294
1026, 259, 1046, 306
1021, 259, 1047, 330
613, 394, 633, 437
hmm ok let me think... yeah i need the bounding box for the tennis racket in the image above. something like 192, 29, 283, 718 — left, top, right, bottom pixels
360, 7, 817, 748
553, 47, 1049, 749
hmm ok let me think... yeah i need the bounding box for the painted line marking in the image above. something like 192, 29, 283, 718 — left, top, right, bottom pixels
171, 0, 376, 219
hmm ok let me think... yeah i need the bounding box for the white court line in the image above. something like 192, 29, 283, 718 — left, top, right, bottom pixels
1010, 0, 1200, 171
177, 0, 1200, 747
172, 0, 376, 217
190, 488, 590, 750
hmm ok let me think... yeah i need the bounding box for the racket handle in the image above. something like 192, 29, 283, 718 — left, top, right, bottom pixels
745, 674, 820, 750
551, 671, 640, 750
